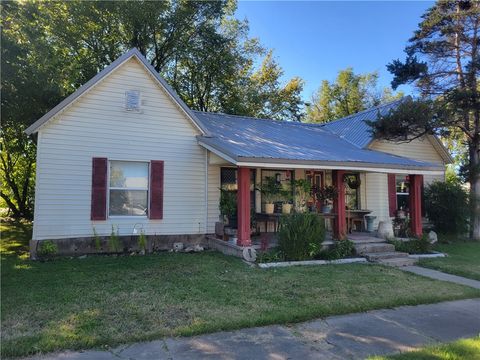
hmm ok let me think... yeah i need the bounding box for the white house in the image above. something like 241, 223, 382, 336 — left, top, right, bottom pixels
26, 49, 452, 256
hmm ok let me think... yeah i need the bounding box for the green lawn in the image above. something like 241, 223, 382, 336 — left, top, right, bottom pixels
2, 222, 480, 358
419, 242, 480, 281
369, 336, 480, 360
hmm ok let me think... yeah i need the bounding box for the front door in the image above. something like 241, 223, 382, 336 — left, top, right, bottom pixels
306, 170, 324, 211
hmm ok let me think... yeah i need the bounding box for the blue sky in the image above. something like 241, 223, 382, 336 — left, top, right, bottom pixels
235, 1, 434, 101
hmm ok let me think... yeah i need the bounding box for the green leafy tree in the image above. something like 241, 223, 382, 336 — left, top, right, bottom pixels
306, 68, 403, 123
1, 0, 304, 218
368, 1, 480, 239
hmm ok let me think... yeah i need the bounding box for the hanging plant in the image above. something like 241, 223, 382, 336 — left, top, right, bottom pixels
345, 175, 361, 189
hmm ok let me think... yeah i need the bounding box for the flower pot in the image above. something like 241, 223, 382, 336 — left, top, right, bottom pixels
282, 203, 292, 214
265, 203, 275, 214
322, 204, 333, 213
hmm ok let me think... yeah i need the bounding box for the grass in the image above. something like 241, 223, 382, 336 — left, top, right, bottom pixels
369, 336, 480, 360
419, 241, 480, 281
1, 222, 480, 358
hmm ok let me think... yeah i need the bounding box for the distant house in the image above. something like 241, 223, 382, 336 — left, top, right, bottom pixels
26, 49, 452, 256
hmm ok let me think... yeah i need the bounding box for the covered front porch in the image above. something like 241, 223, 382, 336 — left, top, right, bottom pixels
218, 166, 425, 248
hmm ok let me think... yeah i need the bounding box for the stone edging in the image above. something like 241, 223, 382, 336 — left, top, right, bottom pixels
408, 251, 446, 259
257, 257, 367, 269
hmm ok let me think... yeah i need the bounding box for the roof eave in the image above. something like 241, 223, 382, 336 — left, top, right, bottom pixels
25, 48, 209, 136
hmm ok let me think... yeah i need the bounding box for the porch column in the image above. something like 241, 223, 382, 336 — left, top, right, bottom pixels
409, 174, 423, 237
332, 170, 347, 240
237, 167, 252, 246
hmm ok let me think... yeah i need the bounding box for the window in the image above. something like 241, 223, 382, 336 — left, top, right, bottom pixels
396, 175, 409, 211
261, 169, 293, 212
109, 161, 149, 216
344, 173, 360, 210
220, 167, 256, 210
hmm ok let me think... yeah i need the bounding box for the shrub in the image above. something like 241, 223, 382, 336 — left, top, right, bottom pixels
93, 227, 101, 251
278, 213, 325, 261
424, 181, 469, 235
138, 230, 147, 253
109, 225, 121, 252
37, 240, 58, 259
256, 249, 284, 263
318, 239, 355, 260
389, 235, 431, 254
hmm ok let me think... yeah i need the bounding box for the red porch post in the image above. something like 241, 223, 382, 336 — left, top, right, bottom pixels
237, 167, 252, 246
332, 170, 346, 240
409, 174, 423, 237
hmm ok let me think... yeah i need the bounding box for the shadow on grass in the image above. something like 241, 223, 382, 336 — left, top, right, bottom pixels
1, 218, 31, 260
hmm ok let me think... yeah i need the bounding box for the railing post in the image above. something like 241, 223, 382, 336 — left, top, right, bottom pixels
409, 174, 423, 237
332, 170, 346, 240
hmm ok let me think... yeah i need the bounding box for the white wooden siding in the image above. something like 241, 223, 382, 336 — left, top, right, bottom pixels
33, 58, 207, 240
207, 162, 220, 233
365, 137, 447, 227
364, 173, 390, 228
370, 138, 445, 184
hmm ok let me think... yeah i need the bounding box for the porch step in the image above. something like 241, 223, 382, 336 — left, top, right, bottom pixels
377, 257, 418, 267
365, 251, 409, 261
355, 242, 395, 255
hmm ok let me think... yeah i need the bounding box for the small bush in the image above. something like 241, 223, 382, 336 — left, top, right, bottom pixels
278, 213, 325, 261
256, 249, 284, 263
389, 235, 431, 254
93, 227, 101, 251
318, 239, 355, 260
138, 230, 147, 252
109, 225, 121, 252
424, 181, 469, 235
37, 240, 58, 259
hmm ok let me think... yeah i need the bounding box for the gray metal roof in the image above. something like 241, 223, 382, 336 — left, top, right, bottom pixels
195, 111, 443, 171
321, 99, 405, 148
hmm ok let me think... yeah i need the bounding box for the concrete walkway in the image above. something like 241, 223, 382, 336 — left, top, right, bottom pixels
27, 298, 480, 360
402, 266, 480, 289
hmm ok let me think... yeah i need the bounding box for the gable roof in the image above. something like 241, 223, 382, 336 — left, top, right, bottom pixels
195, 111, 444, 174
322, 97, 453, 163
25, 48, 208, 135
321, 99, 405, 148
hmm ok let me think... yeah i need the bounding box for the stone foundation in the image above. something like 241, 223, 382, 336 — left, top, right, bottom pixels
30, 234, 206, 260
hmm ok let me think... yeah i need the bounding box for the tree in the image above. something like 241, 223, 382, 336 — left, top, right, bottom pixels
1, 0, 304, 219
305, 68, 403, 123
368, 1, 480, 240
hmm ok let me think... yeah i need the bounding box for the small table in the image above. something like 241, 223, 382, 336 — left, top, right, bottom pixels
346, 210, 372, 232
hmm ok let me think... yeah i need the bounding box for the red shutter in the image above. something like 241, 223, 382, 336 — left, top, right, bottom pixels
149, 160, 164, 219
91, 157, 107, 220
387, 173, 397, 217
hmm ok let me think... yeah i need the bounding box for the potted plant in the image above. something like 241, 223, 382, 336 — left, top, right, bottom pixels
294, 179, 312, 213
280, 187, 293, 214
257, 176, 280, 214
316, 185, 338, 213
219, 189, 237, 227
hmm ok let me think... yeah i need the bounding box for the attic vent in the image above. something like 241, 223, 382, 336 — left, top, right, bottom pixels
125, 90, 141, 111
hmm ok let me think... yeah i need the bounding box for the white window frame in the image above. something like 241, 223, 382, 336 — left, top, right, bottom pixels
108, 159, 150, 219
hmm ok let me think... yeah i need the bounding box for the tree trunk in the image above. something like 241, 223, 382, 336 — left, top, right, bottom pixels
469, 142, 480, 241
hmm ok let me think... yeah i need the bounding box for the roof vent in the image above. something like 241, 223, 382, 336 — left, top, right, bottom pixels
125, 90, 141, 111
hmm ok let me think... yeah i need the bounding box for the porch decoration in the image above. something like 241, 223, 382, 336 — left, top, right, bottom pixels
280, 186, 293, 214
257, 176, 281, 214
316, 185, 338, 213
219, 188, 237, 227
293, 179, 312, 213
345, 174, 361, 189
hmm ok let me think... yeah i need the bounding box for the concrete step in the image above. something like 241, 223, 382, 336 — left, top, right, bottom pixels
355, 242, 395, 255
365, 251, 409, 261
378, 257, 418, 267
